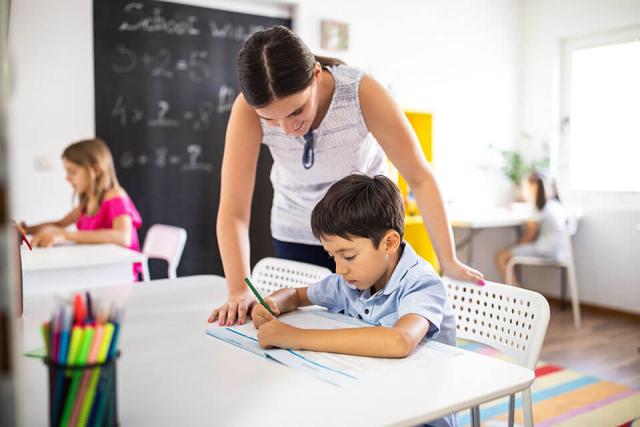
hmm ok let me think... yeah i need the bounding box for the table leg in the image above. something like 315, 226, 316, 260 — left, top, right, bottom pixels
454, 228, 478, 267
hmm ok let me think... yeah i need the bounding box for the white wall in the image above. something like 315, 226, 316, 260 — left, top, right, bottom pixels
8, 0, 94, 222
520, 0, 640, 313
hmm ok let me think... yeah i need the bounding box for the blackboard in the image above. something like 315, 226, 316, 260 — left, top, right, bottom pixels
94, 0, 289, 277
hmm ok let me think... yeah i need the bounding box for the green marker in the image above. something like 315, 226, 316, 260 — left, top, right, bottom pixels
244, 277, 275, 316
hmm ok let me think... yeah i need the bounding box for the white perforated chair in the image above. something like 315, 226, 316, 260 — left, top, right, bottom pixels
506, 212, 581, 328
141, 224, 187, 281
251, 257, 332, 294
444, 276, 550, 427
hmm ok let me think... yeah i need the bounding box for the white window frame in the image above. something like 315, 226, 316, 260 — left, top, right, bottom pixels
559, 26, 640, 195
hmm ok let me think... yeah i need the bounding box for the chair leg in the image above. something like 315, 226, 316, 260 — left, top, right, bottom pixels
508, 393, 515, 427
470, 406, 480, 427
560, 267, 568, 310
506, 260, 517, 286
567, 262, 581, 328
522, 387, 534, 427
142, 260, 151, 282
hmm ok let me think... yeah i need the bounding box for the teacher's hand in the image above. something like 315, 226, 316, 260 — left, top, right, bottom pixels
208, 289, 254, 326
441, 258, 485, 286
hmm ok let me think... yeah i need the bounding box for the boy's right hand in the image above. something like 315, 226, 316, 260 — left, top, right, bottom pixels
251, 298, 280, 329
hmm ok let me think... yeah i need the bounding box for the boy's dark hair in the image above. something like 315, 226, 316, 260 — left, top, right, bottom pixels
311, 174, 405, 247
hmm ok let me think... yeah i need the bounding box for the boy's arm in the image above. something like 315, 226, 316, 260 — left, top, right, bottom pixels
257, 314, 430, 358
268, 287, 312, 313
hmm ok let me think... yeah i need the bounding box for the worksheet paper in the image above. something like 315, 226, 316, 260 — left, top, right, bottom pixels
206, 309, 461, 386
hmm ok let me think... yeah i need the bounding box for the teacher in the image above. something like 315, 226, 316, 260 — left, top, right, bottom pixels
208, 26, 483, 325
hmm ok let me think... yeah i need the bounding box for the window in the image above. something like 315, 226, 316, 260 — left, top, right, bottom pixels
562, 31, 640, 192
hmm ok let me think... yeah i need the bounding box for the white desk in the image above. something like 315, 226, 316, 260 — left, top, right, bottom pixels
20, 243, 146, 296
18, 275, 534, 426
449, 207, 531, 266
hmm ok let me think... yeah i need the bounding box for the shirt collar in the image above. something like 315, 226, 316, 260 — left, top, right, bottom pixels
379, 241, 419, 296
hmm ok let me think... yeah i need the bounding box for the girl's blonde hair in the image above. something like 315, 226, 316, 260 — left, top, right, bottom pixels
62, 138, 120, 215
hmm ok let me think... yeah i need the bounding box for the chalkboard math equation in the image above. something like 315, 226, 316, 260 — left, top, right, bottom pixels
112, 46, 213, 83
111, 92, 234, 129
120, 144, 213, 172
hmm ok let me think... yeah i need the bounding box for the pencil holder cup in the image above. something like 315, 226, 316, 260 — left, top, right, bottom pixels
44, 351, 120, 427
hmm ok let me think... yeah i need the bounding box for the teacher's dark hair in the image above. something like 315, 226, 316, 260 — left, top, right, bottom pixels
237, 25, 345, 108
311, 174, 405, 248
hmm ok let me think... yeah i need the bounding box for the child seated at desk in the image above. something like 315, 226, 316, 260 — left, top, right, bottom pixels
21, 138, 143, 277
495, 170, 568, 282
250, 174, 457, 427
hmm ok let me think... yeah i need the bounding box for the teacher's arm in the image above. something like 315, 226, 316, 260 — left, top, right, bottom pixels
208, 94, 263, 325
359, 75, 484, 285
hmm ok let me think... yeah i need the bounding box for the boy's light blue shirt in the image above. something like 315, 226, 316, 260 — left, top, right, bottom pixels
307, 241, 456, 347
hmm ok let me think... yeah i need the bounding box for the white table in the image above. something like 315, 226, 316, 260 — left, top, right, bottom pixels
20, 243, 146, 296
449, 207, 531, 266
18, 275, 534, 426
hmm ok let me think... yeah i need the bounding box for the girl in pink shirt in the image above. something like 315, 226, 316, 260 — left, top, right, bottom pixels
22, 138, 143, 278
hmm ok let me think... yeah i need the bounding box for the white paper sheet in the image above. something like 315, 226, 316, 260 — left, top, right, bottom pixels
205, 309, 462, 386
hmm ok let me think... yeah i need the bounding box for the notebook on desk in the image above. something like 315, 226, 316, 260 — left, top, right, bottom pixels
206, 309, 461, 387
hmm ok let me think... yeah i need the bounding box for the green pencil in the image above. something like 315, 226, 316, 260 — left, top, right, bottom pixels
243, 277, 275, 316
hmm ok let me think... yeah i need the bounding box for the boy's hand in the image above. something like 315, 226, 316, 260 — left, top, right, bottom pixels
257, 319, 300, 349
251, 298, 280, 328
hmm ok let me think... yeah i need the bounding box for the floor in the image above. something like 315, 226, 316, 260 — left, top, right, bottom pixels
540, 299, 640, 389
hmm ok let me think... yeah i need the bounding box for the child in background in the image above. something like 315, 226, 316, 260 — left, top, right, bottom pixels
248, 174, 457, 427
22, 138, 143, 278
496, 170, 567, 282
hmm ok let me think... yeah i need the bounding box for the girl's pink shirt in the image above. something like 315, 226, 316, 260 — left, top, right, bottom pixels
76, 196, 143, 279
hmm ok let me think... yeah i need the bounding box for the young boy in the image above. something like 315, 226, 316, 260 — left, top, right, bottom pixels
252, 175, 457, 426
252, 174, 456, 358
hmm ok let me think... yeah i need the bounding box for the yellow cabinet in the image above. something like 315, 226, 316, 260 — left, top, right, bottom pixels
397, 111, 440, 272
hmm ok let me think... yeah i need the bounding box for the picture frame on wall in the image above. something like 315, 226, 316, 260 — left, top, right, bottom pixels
320, 19, 349, 51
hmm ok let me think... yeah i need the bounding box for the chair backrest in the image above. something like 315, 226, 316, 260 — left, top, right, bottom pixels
565, 209, 582, 237
251, 257, 332, 294
142, 224, 187, 279
443, 276, 550, 370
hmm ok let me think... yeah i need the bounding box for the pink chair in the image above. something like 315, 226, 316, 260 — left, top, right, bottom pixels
141, 224, 187, 281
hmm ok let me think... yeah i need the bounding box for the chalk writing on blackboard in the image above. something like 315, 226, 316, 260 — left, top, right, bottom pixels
117, 2, 267, 41
217, 85, 235, 113
119, 144, 213, 172
118, 2, 201, 35
110, 96, 227, 130
111, 46, 211, 83
111, 94, 143, 126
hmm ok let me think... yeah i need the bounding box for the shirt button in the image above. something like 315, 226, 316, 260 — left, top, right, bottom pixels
364, 309, 369, 314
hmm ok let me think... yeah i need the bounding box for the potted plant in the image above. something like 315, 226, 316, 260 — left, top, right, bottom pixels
500, 149, 550, 201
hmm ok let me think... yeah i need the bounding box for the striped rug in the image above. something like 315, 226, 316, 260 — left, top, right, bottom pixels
456, 341, 640, 427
